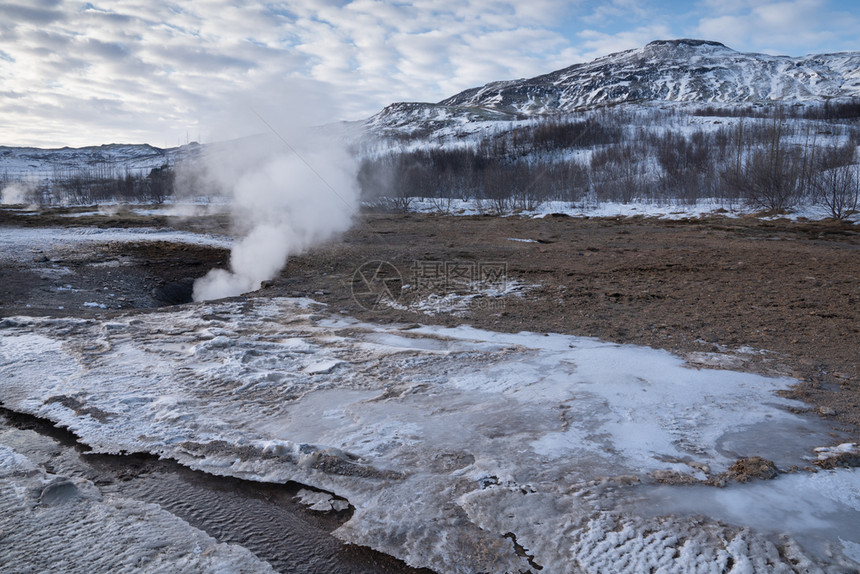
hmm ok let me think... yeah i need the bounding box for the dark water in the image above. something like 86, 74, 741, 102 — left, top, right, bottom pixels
0, 408, 434, 574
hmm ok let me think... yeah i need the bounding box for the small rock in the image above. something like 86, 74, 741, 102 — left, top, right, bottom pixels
813, 443, 860, 469
818, 406, 836, 416
39, 479, 81, 506
727, 457, 778, 482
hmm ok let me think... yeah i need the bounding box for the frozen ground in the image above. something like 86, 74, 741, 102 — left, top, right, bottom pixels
0, 226, 231, 263
388, 279, 533, 317
7, 196, 857, 224
1, 296, 858, 572
402, 198, 860, 222
0, 443, 274, 572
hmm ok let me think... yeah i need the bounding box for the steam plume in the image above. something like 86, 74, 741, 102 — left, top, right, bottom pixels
189, 125, 358, 302
0, 181, 36, 205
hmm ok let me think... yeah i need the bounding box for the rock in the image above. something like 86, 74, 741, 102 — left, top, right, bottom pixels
727, 457, 778, 482
38, 478, 81, 506
814, 443, 860, 469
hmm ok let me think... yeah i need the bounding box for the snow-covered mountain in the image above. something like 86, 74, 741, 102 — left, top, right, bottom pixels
367, 39, 860, 136
0, 142, 201, 182
443, 39, 860, 111
5, 40, 859, 181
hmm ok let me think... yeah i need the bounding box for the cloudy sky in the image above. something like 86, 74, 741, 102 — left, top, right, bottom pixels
1, 0, 858, 148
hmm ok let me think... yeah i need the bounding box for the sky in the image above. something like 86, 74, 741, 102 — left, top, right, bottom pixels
0, 0, 858, 148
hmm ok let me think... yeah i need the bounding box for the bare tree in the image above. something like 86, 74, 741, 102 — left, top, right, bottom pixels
739, 111, 804, 212
146, 165, 174, 204
813, 163, 859, 220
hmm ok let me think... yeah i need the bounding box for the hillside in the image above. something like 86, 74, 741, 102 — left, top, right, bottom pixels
443, 39, 860, 112
366, 39, 860, 138
0, 142, 202, 182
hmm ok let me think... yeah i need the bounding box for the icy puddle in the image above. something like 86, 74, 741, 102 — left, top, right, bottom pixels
0, 226, 231, 261
637, 470, 860, 564
0, 297, 857, 572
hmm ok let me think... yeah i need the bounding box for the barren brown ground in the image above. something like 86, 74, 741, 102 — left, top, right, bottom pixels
1, 209, 858, 436
270, 212, 860, 435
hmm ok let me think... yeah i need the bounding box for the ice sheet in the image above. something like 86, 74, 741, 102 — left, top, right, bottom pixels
405, 197, 860, 223
635, 469, 860, 564
0, 226, 231, 263
0, 297, 856, 572
0, 442, 274, 572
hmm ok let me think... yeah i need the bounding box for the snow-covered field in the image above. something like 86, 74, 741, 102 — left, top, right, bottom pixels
1, 293, 858, 572
402, 198, 860, 222
5, 193, 857, 225
0, 226, 231, 263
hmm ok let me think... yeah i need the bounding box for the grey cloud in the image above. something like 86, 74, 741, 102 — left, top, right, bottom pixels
147, 44, 255, 72
9, 0, 854, 148
13, 29, 74, 53
80, 3, 135, 24
81, 38, 132, 60
44, 56, 89, 73
0, 2, 65, 24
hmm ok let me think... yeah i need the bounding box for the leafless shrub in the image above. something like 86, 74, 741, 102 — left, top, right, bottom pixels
812, 163, 859, 219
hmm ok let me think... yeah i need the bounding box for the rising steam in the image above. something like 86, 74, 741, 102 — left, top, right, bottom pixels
0, 181, 36, 205
187, 125, 359, 302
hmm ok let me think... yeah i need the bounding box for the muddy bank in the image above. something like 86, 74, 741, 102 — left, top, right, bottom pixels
0, 407, 433, 574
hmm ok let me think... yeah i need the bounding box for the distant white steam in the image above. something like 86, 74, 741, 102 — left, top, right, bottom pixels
0, 181, 36, 205
189, 128, 358, 302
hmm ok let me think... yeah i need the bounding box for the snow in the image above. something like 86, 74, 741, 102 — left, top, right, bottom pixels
439, 41, 860, 114
0, 142, 200, 182
815, 442, 860, 462
0, 226, 231, 263
637, 469, 860, 562
389, 280, 532, 316
401, 197, 860, 222
0, 297, 856, 572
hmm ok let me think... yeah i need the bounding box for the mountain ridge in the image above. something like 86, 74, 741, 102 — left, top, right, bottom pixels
4, 39, 860, 180
436, 38, 860, 114
0, 142, 208, 185
362, 39, 860, 137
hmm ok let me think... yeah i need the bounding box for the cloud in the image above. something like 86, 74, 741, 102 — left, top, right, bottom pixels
695, 0, 858, 55
577, 25, 673, 60
0, 0, 857, 147
0, 1, 66, 24
2, 0, 592, 146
